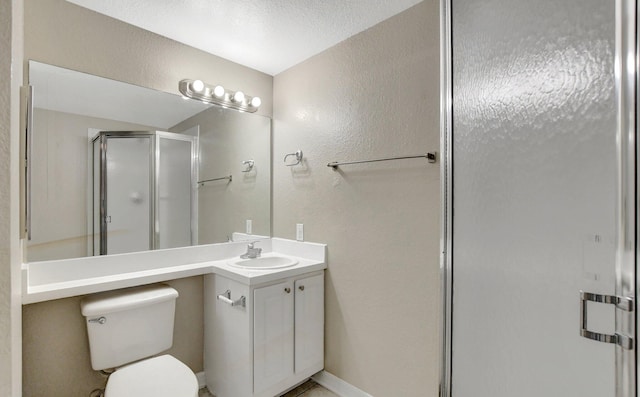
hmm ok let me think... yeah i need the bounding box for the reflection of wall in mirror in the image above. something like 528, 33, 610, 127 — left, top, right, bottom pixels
27, 108, 159, 262
171, 107, 271, 244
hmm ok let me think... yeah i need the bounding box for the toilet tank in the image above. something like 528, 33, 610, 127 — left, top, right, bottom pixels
80, 284, 179, 370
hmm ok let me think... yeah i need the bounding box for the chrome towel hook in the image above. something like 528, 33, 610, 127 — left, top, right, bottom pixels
284, 150, 303, 166
242, 159, 254, 172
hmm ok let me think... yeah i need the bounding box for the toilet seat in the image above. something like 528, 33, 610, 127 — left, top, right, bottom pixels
105, 355, 198, 397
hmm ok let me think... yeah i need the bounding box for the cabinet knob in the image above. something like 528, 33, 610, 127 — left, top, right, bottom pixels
299, 285, 305, 291
284, 287, 291, 294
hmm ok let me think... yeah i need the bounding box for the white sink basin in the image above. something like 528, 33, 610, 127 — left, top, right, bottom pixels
229, 255, 299, 269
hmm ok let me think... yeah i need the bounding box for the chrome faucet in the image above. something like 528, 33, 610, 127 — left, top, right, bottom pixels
240, 242, 262, 259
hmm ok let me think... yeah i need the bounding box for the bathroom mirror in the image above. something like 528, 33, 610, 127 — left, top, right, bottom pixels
27, 61, 271, 262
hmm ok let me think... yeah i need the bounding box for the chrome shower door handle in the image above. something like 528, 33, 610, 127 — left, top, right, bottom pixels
580, 291, 634, 349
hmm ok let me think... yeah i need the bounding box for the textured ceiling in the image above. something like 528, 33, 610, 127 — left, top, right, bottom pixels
65, 0, 423, 75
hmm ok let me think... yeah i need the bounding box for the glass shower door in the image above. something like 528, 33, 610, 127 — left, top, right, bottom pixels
92, 131, 197, 256
103, 136, 153, 255
447, 0, 635, 396
156, 132, 196, 249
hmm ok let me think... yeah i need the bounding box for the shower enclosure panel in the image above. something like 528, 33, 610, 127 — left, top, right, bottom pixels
443, 0, 636, 396
104, 135, 152, 255
91, 131, 197, 256
156, 132, 198, 250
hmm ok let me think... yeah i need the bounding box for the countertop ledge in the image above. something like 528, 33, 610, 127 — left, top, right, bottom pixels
22, 238, 327, 305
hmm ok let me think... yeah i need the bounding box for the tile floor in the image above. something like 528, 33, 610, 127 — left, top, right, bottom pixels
199, 380, 338, 397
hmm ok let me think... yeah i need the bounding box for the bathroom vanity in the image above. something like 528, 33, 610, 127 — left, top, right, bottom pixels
204, 256, 325, 397
21, 237, 326, 396
22, 237, 326, 396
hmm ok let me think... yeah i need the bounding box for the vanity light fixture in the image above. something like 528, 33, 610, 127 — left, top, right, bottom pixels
191, 79, 205, 93
179, 79, 261, 113
232, 91, 245, 103
213, 85, 225, 98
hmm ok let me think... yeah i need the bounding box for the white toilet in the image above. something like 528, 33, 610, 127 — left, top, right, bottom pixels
81, 284, 199, 397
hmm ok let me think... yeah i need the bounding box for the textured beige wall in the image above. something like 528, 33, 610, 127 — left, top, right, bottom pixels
22, 276, 204, 397
1, 0, 23, 395
272, 2, 441, 395
0, 1, 13, 393
24, 0, 273, 117
22, 1, 272, 395
171, 107, 272, 244
27, 109, 158, 262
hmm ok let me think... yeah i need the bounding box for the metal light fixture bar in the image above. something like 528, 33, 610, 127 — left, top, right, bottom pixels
178, 79, 262, 113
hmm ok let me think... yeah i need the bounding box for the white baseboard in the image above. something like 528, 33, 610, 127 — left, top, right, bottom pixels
311, 371, 373, 397
196, 371, 206, 388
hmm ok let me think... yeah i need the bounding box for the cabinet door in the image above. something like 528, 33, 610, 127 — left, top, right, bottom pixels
294, 274, 324, 373
253, 281, 294, 394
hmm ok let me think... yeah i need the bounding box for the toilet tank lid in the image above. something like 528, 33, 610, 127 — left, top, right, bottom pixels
81, 284, 179, 317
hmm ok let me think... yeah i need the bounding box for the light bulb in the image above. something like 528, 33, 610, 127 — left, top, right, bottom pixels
191, 79, 205, 92
233, 91, 245, 103
213, 85, 225, 98
250, 96, 262, 108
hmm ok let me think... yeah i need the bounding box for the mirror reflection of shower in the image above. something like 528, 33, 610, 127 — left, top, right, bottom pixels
91, 131, 197, 256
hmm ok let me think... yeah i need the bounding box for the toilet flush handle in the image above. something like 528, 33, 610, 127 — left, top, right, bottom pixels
88, 316, 106, 325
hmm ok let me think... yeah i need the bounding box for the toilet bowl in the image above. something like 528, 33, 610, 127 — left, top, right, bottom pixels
105, 355, 198, 397
81, 284, 199, 397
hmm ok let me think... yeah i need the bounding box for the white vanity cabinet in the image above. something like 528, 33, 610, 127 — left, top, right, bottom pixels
204, 271, 324, 397
253, 280, 295, 393
292, 275, 324, 374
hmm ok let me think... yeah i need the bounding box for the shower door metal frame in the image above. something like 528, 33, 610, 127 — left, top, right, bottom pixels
438, 0, 453, 395
439, 0, 638, 396
621, 0, 637, 393
92, 130, 198, 255
153, 131, 199, 249
92, 131, 156, 255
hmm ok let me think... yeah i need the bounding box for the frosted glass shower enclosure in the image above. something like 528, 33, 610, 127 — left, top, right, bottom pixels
441, 0, 636, 396
91, 131, 197, 256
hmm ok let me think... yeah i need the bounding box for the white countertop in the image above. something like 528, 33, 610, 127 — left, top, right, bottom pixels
212, 254, 326, 286
22, 238, 327, 304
